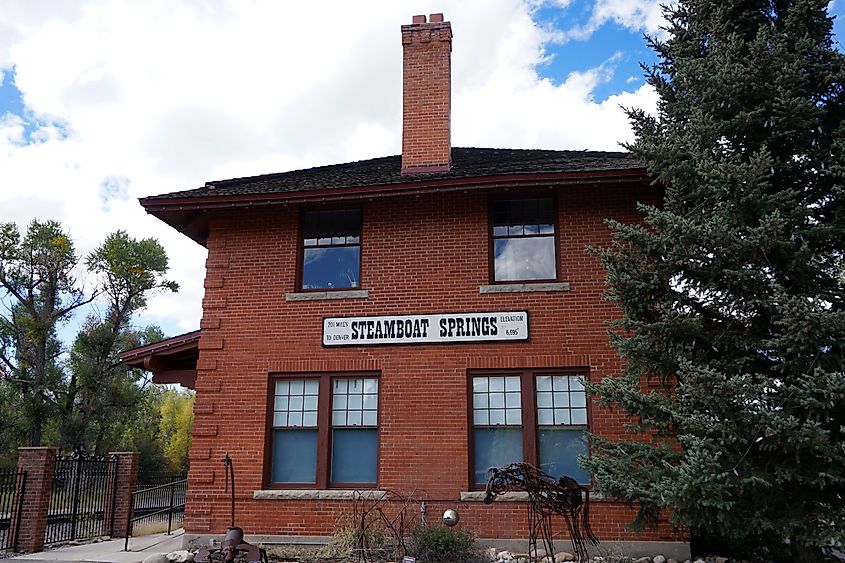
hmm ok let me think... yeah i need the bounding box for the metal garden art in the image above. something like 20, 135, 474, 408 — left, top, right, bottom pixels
194, 455, 268, 563
483, 463, 598, 562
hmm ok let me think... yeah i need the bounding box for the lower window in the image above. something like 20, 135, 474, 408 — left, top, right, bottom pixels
470, 370, 589, 487
269, 374, 379, 487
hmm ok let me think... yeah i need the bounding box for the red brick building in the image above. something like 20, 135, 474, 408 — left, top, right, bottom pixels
122, 13, 687, 560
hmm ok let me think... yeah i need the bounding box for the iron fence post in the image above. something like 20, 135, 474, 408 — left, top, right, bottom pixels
69, 456, 83, 541
123, 491, 134, 552
12, 470, 27, 552
167, 481, 176, 535
108, 456, 119, 537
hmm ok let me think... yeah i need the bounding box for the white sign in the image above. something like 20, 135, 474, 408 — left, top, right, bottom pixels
323, 311, 528, 346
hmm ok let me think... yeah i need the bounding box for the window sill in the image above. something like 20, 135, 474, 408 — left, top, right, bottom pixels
285, 290, 369, 302
460, 491, 529, 502
461, 490, 603, 502
254, 489, 387, 501
479, 282, 570, 294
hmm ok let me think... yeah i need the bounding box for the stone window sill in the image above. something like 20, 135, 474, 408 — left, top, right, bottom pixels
285, 290, 369, 302
461, 490, 603, 502
460, 491, 529, 502
479, 282, 570, 294
254, 489, 386, 501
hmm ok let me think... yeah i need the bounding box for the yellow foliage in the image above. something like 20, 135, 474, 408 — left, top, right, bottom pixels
159, 390, 194, 473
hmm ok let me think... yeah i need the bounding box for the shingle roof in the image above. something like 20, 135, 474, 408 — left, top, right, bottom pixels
145, 147, 645, 200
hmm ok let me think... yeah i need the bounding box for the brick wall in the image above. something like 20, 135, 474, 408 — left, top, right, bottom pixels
185, 182, 678, 541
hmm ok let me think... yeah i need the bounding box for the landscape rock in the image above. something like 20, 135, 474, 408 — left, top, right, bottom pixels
554, 552, 575, 562
714, 558, 728, 563
143, 555, 170, 563
497, 550, 514, 562
653, 556, 666, 563
486, 547, 498, 561
635, 558, 651, 563
166, 551, 194, 563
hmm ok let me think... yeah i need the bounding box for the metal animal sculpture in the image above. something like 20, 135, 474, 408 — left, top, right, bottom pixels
484, 463, 598, 562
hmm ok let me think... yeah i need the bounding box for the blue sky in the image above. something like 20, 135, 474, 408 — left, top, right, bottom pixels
0, 0, 842, 343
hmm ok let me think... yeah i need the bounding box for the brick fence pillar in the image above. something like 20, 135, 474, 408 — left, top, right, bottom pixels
12, 447, 56, 553
104, 452, 139, 538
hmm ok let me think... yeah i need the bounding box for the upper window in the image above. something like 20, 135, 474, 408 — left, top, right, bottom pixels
470, 371, 589, 487
491, 198, 556, 282
300, 209, 361, 290
269, 375, 379, 488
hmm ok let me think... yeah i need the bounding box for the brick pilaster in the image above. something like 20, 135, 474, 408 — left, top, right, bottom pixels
104, 452, 139, 538
13, 447, 56, 553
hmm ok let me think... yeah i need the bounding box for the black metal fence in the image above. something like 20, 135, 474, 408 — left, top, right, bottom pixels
45, 452, 119, 544
0, 468, 26, 551
124, 475, 186, 550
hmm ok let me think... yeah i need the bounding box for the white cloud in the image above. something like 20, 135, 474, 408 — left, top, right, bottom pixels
0, 0, 658, 337
557, 0, 669, 43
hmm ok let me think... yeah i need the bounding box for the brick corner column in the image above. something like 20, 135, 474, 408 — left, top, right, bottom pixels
13, 446, 57, 553
105, 451, 140, 538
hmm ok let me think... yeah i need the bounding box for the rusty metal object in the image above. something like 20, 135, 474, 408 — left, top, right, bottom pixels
194, 455, 268, 563
483, 463, 598, 562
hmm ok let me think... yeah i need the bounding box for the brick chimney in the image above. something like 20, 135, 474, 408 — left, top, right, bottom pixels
401, 13, 452, 174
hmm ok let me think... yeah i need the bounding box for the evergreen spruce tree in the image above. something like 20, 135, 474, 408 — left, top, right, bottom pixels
584, 1, 845, 560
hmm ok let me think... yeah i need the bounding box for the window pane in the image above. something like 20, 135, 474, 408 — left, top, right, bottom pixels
302, 247, 360, 289
505, 376, 520, 391
363, 394, 378, 409
473, 377, 488, 393
571, 409, 588, 425
494, 237, 555, 281
362, 410, 378, 426
536, 376, 551, 391
492, 198, 554, 232
571, 392, 587, 408
554, 408, 570, 424
272, 429, 317, 483
332, 428, 377, 483
474, 409, 489, 425
538, 427, 588, 483
489, 393, 505, 409
537, 408, 553, 425
302, 209, 361, 240
489, 409, 506, 425
474, 427, 523, 485
537, 392, 552, 408
332, 410, 346, 425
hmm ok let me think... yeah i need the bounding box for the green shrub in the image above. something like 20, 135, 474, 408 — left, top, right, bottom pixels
409, 526, 475, 561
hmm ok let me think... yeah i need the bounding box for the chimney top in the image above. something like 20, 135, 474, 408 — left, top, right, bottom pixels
401, 14, 452, 175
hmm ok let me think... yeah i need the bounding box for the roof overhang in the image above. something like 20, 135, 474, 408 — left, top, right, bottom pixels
140, 168, 650, 246
120, 330, 200, 390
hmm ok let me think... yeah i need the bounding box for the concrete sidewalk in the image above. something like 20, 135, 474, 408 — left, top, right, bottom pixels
6, 531, 185, 563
